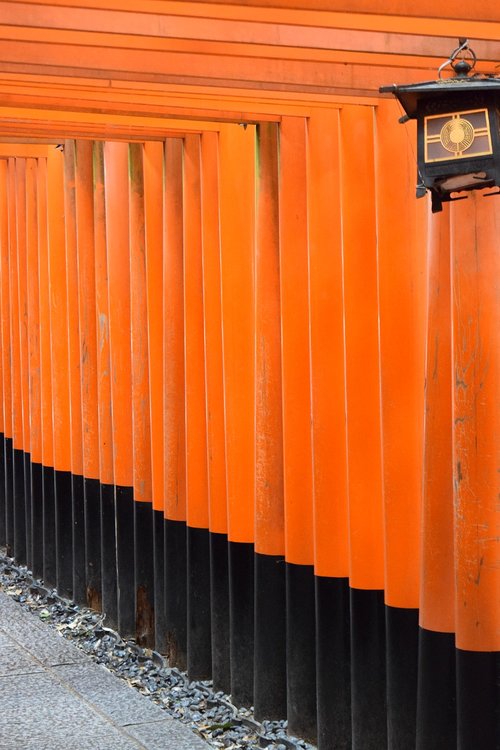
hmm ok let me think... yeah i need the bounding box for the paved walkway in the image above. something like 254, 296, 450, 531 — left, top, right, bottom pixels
0, 591, 209, 749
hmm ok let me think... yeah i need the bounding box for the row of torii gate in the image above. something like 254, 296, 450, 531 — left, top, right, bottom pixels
0, 3, 498, 750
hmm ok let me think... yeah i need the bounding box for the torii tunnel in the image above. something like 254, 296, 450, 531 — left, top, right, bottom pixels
0, 2, 498, 749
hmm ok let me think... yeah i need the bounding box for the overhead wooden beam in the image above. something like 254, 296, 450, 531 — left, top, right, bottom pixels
0, 41, 484, 98
0, 106, 228, 141
8, 0, 500, 26
0, 144, 50, 157
1, 5, 499, 59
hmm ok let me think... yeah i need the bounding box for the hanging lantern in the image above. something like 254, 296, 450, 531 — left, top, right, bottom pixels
380, 39, 500, 212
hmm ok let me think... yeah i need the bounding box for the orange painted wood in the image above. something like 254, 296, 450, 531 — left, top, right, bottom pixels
143, 141, 165, 513
93, 141, 114, 487
1, 5, 498, 74
0, 40, 453, 96
450, 195, 500, 652
103, 141, 132, 488
63, 140, 84, 478
163, 138, 186, 522
218, 123, 255, 545
199, 0, 500, 25
36, 157, 54, 470
0, 160, 12, 445
0, 165, 4, 442
8, 159, 24, 454
278, 116, 313, 566
0, 75, 375, 123
200, 130, 227, 536
254, 121, 284, 557
159, 0, 500, 22
47, 148, 71, 473
25, 157, 42, 466
0, 112, 189, 143
307, 110, 348, 578
15, 0, 500, 26
0, 145, 49, 158
15, 159, 30, 457
2, 22, 499, 75
375, 100, 427, 609
129, 142, 152, 504
340, 105, 384, 590
420, 211, 455, 635
74, 140, 99, 482
5, 1, 499, 58
183, 134, 209, 530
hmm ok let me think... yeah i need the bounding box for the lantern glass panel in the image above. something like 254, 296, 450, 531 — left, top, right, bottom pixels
424, 108, 492, 163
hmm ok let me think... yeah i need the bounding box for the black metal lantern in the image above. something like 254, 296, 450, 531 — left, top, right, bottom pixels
380, 40, 500, 212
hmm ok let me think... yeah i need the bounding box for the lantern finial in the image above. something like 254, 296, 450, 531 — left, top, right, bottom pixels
438, 38, 477, 79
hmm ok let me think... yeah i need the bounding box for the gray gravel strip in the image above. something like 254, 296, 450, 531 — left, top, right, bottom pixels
0, 550, 315, 750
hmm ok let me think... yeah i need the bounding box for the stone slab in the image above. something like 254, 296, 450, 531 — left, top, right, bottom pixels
126, 718, 211, 750
53, 662, 168, 726
5, 623, 87, 666
0, 592, 210, 749
0, 732, 145, 750
0, 641, 44, 676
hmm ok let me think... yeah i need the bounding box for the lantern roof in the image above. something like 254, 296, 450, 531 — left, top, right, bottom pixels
380, 75, 500, 120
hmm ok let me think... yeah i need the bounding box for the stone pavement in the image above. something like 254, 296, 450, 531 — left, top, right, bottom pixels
0, 590, 209, 750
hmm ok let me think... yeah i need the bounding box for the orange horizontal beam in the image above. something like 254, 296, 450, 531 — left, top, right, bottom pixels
0, 143, 49, 157
8, 0, 500, 26
0, 41, 469, 97
0, 25, 497, 79
0, 84, 281, 124
0, 126, 165, 142
0, 74, 380, 116
0, 120, 212, 142
0, 105, 221, 132
1, 5, 499, 62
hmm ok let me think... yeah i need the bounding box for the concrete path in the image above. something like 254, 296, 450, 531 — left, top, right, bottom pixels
0, 591, 209, 749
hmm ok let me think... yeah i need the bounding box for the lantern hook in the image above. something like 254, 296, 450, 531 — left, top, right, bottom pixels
438, 38, 477, 79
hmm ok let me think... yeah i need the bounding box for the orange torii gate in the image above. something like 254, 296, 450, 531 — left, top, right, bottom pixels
0, 3, 498, 749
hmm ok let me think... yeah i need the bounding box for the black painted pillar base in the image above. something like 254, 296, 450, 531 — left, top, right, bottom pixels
386, 605, 419, 750
4, 438, 13, 556
13, 448, 26, 564
55, 469, 73, 599
416, 628, 457, 750
456, 649, 498, 750
187, 525, 211, 680
84, 477, 101, 611
100, 482, 117, 629
254, 552, 286, 721
210, 532, 230, 694
316, 576, 351, 750
116, 485, 135, 638
24, 453, 32, 570
164, 518, 187, 670
30, 461, 44, 579
72, 473, 86, 605
229, 541, 254, 707
134, 500, 155, 647
286, 562, 317, 743
42, 465, 56, 587
153, 509, 166, 654
350, 588, 387, 750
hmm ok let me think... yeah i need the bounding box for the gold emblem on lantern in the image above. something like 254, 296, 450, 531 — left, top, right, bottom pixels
439, 117, 474, 153
424, 109, 492, 163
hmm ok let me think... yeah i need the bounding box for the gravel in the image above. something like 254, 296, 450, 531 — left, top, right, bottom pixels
0, 550, 315, 750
